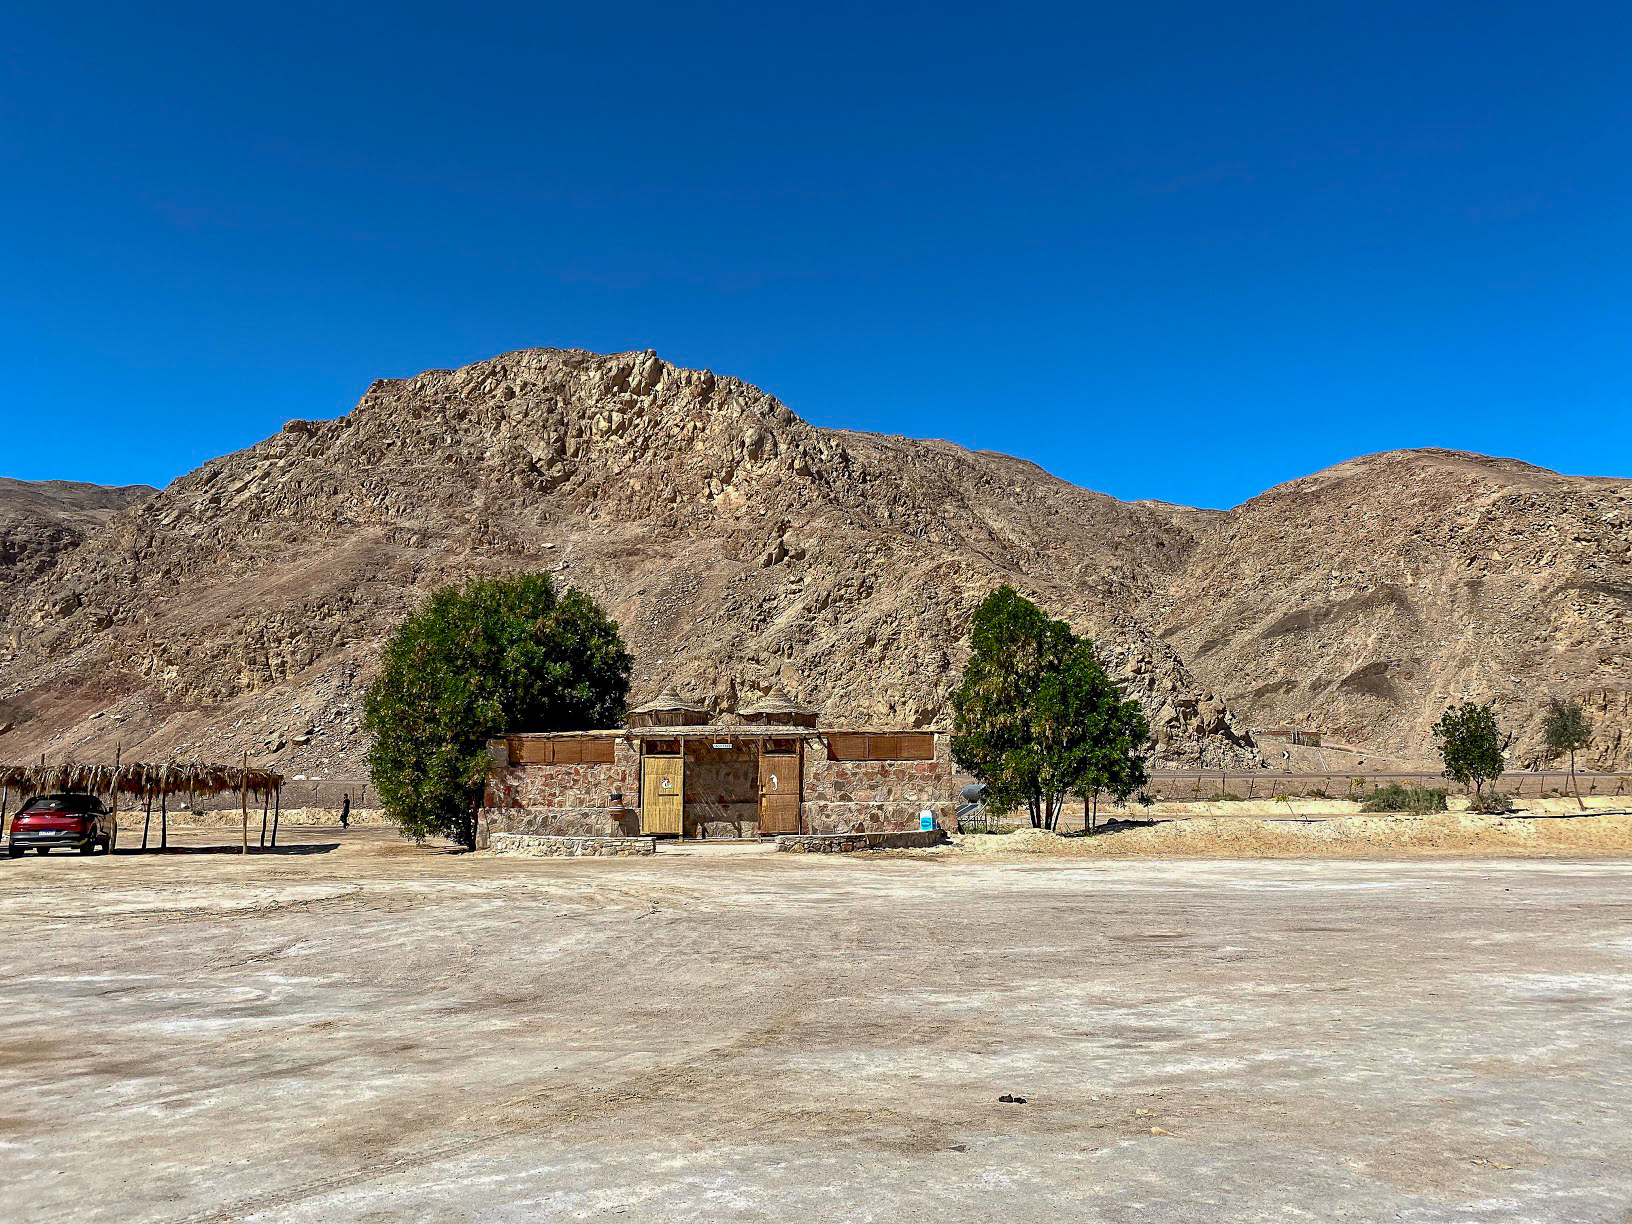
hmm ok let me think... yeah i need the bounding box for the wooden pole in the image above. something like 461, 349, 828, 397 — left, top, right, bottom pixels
160, 791, 168, 850
270, 786, 281, 847
110, 744, 120, 853
259, 789, 269, 847
142, 795, 152, 850
241, 752, 249, 855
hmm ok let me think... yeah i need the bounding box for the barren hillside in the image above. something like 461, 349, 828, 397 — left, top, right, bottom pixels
0, 349, 1255, 774
1158, 449, 1632, 770
3, 354, 1626, 776
0, 478, 154, 618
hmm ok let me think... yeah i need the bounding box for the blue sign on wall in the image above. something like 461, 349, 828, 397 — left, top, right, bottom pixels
919, 812, 935, 832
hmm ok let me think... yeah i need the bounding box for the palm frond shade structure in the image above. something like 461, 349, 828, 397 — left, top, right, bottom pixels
0, 762, 284, 801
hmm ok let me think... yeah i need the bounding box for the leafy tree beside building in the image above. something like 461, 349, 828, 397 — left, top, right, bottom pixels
951, 586, 1149, 831
364, 573, 631, 849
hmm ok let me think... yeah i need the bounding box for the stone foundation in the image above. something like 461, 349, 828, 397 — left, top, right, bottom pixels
478, 807, 637, 845
488, 833, 655, 857
776, 830, 948, 853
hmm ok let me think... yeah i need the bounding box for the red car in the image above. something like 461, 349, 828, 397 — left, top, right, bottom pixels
7, 793, 118, 857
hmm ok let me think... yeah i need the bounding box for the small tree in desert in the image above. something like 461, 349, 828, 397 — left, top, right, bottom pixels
364, 573, 631, 849
1541, 697, 1593, 808
951, 586, 1148, 831
1431, 701, 1505, 806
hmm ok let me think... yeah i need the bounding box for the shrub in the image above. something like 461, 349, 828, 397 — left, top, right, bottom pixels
1360, 783, 1449, 814
958, 812, 1014, 835
1470, 790, 1512, 815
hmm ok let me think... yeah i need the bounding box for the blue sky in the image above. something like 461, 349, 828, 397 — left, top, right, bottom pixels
2, 1, 1627, 508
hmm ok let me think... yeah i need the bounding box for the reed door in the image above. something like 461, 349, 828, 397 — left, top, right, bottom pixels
641, 754, 684, 835
758, 749, 801, 834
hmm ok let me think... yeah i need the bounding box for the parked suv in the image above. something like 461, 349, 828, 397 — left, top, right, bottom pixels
7, 793, 118, 857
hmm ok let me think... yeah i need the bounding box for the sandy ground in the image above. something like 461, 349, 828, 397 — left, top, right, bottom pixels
4, 829, 1632, 1222
953, 809, 1632, 859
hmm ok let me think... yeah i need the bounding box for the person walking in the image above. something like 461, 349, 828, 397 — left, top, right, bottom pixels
339, 793, 351, 829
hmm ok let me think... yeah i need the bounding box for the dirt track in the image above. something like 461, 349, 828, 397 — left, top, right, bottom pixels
5, 828, 1632, 1222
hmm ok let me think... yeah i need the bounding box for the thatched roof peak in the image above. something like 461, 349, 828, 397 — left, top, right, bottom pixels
632, 685, 706, 714
737, 686, 816, 719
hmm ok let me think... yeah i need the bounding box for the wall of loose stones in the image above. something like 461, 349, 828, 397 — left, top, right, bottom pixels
801, 732, 958, 834
488, 833, 655, 857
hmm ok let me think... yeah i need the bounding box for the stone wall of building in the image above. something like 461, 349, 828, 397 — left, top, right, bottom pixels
800, 732, 957, 834
482, 735, 639, 841
481, 730, 957, 840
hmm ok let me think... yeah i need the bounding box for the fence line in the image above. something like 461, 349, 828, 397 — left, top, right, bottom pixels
178, 778, 374, 812
1146, 770, 1632, 801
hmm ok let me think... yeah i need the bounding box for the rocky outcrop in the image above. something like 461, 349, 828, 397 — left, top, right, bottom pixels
0, 479, 153, 619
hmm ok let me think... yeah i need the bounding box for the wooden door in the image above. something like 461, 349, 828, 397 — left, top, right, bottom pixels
641, 755, 684, 835
759, 750, 801, 834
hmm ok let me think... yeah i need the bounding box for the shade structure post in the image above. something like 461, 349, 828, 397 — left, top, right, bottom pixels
142, 795, 152, 850
110, 745, 120, 851
240, 752, 249, 856
259, 790, 269, 847
270, 785, 280, 847
160, 791, 168, 850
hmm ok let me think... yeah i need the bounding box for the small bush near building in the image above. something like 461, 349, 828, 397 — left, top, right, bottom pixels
1360, 783, 1449, 814
958, 811, 1015, 835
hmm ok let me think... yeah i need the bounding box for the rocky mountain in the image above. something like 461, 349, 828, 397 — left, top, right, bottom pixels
0, 479, 154, 617
0, 349, 1256, 775
0, 350, 1626, 776
1156, 449, 1632, 772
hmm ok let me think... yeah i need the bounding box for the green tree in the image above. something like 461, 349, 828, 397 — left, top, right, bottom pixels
1431, 701, 1505, 801
1078, 666, 1150, 832
363, 573, 631, 849
951, 586, 1149, 831
1540, 697, 1593, 808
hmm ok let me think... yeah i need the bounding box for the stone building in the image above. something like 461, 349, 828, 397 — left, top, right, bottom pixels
480, 690, 955, 842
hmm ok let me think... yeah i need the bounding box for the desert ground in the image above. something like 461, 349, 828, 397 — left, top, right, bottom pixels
4, 828, 1632, 1222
